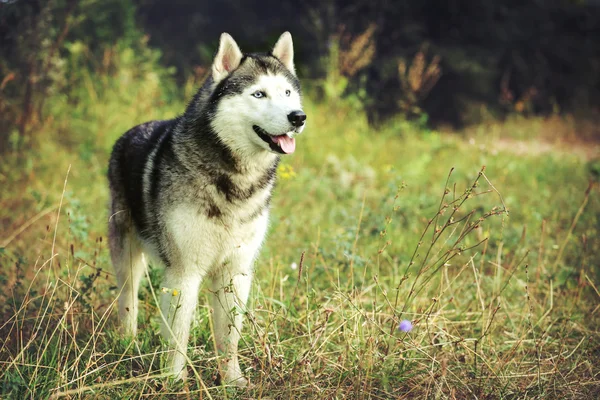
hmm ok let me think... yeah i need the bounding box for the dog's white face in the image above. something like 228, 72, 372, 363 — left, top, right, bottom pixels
215, 73, 305, 155
209, 32, 306, 158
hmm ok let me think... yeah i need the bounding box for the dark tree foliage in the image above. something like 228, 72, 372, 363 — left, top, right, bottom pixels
0, 0, 142, 148
133, 0, 600, 126
367, 0, 600, 125
131, 0, 326, 79
1, 0, 599, 142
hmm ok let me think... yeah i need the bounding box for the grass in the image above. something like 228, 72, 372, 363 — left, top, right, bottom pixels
1, 65, 599, 399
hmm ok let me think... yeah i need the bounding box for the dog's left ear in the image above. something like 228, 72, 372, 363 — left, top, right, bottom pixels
272, 32, 295, 75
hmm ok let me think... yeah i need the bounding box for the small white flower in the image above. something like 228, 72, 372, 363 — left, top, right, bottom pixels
290, 262, 298, 270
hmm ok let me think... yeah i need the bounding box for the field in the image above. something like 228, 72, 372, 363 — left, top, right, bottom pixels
1, 66, 599, 399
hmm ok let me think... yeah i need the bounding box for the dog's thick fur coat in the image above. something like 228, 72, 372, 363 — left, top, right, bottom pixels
107, 32, 305, 386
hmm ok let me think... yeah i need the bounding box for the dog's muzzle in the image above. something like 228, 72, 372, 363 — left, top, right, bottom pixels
253, 110, 306, 155
287, 110, 307, 128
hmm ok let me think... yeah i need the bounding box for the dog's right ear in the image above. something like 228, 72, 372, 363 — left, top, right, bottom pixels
212, 33, 243, 82
272, 32, 295, 75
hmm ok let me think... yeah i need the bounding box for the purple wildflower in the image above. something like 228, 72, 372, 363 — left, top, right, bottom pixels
398, 319, 413, 332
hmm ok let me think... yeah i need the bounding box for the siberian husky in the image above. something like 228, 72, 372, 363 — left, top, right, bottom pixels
107, 32, 305, 386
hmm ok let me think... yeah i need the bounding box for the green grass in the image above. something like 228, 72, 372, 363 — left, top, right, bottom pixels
1, 67, 599, 399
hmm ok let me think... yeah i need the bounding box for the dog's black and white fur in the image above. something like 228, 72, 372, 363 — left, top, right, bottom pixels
108, 32, 305, 386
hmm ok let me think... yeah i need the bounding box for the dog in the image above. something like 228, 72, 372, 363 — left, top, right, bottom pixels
107, 32, 305, 386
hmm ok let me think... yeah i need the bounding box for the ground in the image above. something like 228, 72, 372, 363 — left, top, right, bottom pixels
1, 95, 599, 398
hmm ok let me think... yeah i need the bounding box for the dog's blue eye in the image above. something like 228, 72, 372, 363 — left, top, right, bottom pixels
285, 90, 291, 97
252, 91, 266, 98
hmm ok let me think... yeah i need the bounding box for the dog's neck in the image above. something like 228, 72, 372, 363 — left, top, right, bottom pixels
174, 118, 279, 176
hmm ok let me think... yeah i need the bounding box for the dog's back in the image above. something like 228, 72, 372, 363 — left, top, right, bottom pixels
108, 120, 173, 240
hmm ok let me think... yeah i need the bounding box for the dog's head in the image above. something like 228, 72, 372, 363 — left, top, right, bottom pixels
209, 32, 306, 156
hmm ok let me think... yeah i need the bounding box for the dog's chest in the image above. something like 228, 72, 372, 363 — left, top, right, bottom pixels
164, 174, 273, 270
166, 202, 269, 270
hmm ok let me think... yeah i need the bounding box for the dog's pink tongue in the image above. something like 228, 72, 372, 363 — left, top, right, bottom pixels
272, 135, 296, 154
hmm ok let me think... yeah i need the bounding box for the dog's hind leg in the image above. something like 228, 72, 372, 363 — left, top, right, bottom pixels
159, 267, 203, 380
110, 221, 146, 337
210, 262, 253, 387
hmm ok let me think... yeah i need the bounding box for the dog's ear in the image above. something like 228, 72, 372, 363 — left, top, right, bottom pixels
272, 32, 295, 75
212, 33, 243, 82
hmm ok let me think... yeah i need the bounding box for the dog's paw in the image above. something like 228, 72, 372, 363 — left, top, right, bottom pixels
169, 366, 188, 382
216, 373, 253, 389
229, 375, 252, 389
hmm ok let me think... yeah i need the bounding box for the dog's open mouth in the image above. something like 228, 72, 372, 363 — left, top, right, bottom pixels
253, 125, 296, 154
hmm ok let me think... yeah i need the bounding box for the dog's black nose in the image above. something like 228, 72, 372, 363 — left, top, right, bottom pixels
287, 110, 306, 127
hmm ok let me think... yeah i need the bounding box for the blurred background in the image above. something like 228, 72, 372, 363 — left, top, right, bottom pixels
1, 0, 600, 146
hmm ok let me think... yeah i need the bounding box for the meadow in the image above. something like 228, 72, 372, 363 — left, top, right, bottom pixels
1, 51, 599, 399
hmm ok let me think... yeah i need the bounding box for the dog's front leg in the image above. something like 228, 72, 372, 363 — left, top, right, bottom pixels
160, 267, 203, 380
210, 262, 253, 387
